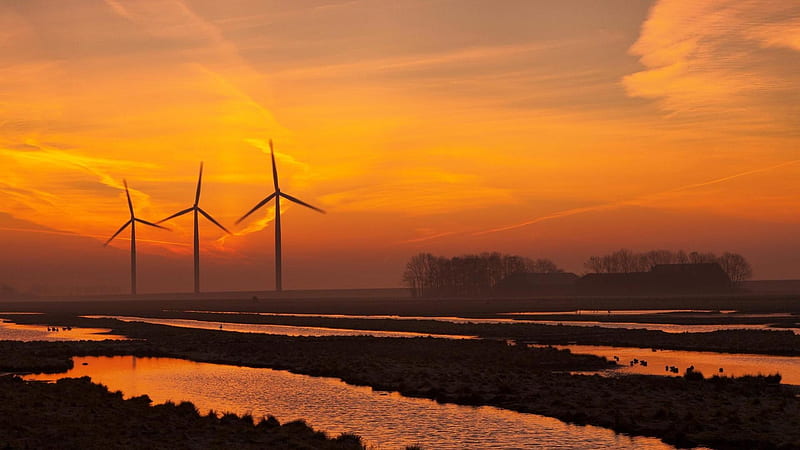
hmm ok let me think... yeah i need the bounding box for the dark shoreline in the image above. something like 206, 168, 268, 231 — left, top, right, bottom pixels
2, 319, 800, 449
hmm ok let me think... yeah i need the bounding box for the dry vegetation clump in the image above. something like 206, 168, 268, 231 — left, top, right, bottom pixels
0, 375, 364, 449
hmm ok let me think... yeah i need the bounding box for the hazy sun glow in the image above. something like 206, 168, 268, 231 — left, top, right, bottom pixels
1, 0, 799, 293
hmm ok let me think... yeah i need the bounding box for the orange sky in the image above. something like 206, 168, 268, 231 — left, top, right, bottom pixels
1, 0, 800, 293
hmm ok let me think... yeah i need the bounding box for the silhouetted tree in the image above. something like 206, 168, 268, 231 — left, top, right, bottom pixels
717, 252, 753, 285
583, 249, 753, 284
689, 251, 718, 264
402, 253, 437, 297
583, 249, 646, 273
584, 256, 603, 274
402, 252, 563, 297
526, 258, 563, 273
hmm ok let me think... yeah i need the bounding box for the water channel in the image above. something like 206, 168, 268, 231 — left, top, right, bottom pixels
178, 310, 800, 334
25, 356, 675, 449
83, 315, 476, 339
549, 344, 800, 385
0, 319, 126, 341
76, 315, 800, 385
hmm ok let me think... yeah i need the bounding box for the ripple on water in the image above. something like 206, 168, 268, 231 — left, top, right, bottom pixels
26, 356, 675, 449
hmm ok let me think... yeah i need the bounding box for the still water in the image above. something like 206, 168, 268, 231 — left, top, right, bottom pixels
83, 315, 476, 339
178, 310, 800, 334
0, 319, 126, 341
552, 345, 800, 385
525, 320, 798, 334
26, 356, 673, 449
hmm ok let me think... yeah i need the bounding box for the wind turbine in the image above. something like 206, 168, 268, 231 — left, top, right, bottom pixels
104, 180, 169, 295
157, 162, 230, 294
236, 140, 325, 292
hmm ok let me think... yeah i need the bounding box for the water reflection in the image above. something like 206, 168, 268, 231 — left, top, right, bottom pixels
84, 315, 476, 339
177, 310, 799, 334
181, 310, 523, 324
547, 345, 800, 385
525, 320, 799, 334
26, 356, 674, 449
501, 310, 737, 316
0, 320, 126, 341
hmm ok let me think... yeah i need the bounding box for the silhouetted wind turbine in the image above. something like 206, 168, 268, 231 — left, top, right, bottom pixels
236, 140, 325, 292
157, 162, 230, 294
104, 180, 169, 295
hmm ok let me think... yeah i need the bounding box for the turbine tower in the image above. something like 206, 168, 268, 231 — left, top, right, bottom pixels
236, 140, 325, 292
157, 162, 230, 294
105, 180, 169, 295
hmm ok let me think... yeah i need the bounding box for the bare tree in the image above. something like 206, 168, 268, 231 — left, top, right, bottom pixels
689, 251, 718, 264
526, 258, 563, 273
717, 252, 753, 285
584, 255, 604, 273
403, 252, 564, 296
640, 249, 676, 270
583, 249, 754, 283
402, 253, 438, 296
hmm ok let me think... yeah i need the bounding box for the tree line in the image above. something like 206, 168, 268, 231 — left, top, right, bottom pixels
583, 248, 753, 283
403, 248, 753, 296
402, 252, 562, 297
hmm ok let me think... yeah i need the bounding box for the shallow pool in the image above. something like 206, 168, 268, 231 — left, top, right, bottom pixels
25, 356, 674, 449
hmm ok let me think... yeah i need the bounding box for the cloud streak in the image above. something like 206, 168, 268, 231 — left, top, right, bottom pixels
472, 158, 800, 236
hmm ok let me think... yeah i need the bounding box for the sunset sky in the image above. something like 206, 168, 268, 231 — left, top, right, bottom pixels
2, 0, 800, 293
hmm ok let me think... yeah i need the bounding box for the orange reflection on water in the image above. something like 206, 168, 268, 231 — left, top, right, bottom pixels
0, 320, 127, 341
26, 356, 673, 449
556, 345, 800, 385
84, 315, 476, 339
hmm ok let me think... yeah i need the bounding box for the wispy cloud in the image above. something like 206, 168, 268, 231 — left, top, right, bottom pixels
321, 167, 513, 215
623, 1, 800, 131
273, 41, 564, 79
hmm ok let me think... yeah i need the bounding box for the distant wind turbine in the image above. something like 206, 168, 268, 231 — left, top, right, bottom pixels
157, 162, 230, 294
104, 180, 169, 295
236, 140, 325, 292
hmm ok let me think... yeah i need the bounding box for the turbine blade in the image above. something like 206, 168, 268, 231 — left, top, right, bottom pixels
198, 208, 231, 234
236, 192, 276, 225
157, 207, 193, 224
280, 192, 326, 214
123, 179, 134, 216
270, 139, 279, 191
135, 218, 170, 230
104, 220, 131, 246
195, 161, 204, 206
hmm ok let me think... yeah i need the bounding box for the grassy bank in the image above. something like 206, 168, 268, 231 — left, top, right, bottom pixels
2, 321, 799, 448
0, 375, 365, 449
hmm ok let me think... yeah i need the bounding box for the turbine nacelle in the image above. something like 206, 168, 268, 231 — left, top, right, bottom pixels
156, 163, 230, 294
236, 142, 325, 225
104, 179, 170, 295
105, 180, 169, 247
